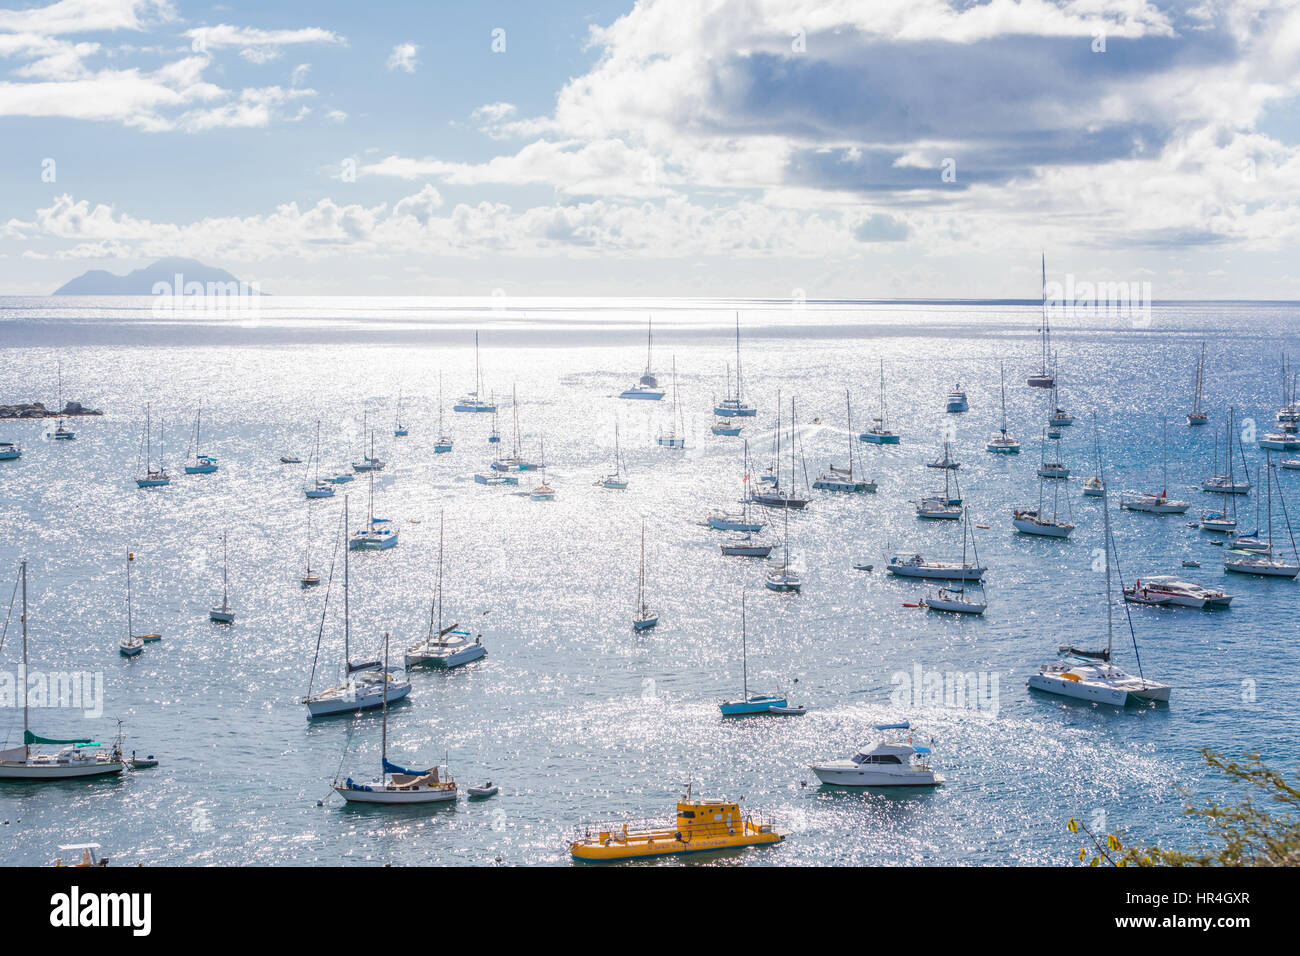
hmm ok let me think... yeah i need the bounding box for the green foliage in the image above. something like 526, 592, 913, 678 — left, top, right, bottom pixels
1070, 749, 1300, 866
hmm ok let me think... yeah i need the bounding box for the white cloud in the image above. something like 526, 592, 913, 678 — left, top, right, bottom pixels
386, 42, 418, 73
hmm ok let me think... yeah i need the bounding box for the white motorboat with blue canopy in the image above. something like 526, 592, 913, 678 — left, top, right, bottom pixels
810, 722, 943, 787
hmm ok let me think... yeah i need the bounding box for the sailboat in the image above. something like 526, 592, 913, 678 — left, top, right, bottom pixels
489, 385, 541, 474
1082, 411, 1106, 496
1027, 479, 1171, 705
916, 465, 962, 519
334, 633, 457, 804
1224, 453, 1300, 577
301, 501, 322, 587
134, 406, 170, 488
488, 399, 501, 444
45, 362, 76, 440
814, 390, 877, 492
1120, 418, 1190, 514
764, 500, 801, 593
393, 390, 408, 437
350, 467, 398, 550
118, 552, 160, 656
1228, 468, 1270, 551
752, 397, 810, 508
710, 364, 743, 435
922, 510, 988, 613
1036, 427, 1069, 478
434, 375, 453, 453
719, 592, 803, 715
453, 332, 496, 412
1046, 357, 1073, 428
859, 359, 900, 443
1201, 405, 1250, 495
598, 418, 629, 489
655, 357, 686, 448
405, 513, 487, 667
714, 313, 757, 417
304, 498, 412, 716
351, 417, 385, 472
1027, 253, 1055, 388
0, 562, 126, 779
182, 405, 218, 474
304, 420, 335, 498
711, 439, 768, 535
925, 441, 960, 470
633, 520, 660, 631
1187, 342, 1209, 425
529, 440, 555, 501
1014, 430, 1076, 537
620, 316, 666, 400
987, 361, 1021, 453
209, 531, 234, 623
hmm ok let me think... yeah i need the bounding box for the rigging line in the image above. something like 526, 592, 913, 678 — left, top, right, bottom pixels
306, 506, 344, 697
1104, 485, 1145, 683
0, 569, 18, 657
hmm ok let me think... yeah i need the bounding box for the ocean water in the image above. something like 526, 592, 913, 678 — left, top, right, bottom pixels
1, 295, 1297, 867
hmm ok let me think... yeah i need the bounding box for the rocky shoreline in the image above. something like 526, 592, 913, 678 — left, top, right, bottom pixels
0, 401, 103, 420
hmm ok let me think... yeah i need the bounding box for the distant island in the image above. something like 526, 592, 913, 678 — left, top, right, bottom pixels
53, 257, 263, 295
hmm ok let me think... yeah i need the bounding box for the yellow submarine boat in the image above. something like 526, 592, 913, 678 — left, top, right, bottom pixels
570, 785, 785, 862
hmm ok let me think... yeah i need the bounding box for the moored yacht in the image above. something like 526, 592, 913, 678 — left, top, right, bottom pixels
988, 362, 1020, 453
945, 386, 968, 413
713, 314, 757, 417
810, 722, 944, 787
620, 317, 666, 400
453, 332, 497, 412
885, 552, 986, 581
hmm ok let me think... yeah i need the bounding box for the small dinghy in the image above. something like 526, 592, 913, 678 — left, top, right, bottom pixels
280, 455, 303, 464
467, 782, 498, 799
852, 562, 873, 571
1181, 559, 1201, 568
139, 633, 162, 643
766, 705, 807, 716
130, 754, 158, 769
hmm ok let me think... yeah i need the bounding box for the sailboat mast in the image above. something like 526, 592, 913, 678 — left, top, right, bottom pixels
734, 313, 742, 404
380, 632, 389, 774
20, 560, 28, 756
845, 389, 853, 478
741, 591, 748, 699
1102, 480, 1114, 660
126, 552, 133, 642
638, 520, 646, 613
437, 511, 445, 634
343, 497, 351, 664
1040, 252, 1050, 369
221, 531, 228, 608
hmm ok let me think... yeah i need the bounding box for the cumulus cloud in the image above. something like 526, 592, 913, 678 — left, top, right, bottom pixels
386, 43, 418, 73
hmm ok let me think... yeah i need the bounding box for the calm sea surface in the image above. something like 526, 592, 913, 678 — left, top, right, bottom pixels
1, 296, 1297, 866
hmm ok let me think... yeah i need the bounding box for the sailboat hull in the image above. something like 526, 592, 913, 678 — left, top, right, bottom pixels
859, 433, 899, 445
335, 783, 457, 804
714, 404, 757, 417
0, 760, 124, 780
306, 681, 412, 717
1027, 673, 1169, 705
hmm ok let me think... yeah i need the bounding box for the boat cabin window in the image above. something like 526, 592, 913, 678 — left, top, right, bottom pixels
856, 754, 904, 764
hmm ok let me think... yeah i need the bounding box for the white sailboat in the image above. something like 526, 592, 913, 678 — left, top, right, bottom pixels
655, 357, 686, 448
305, 420, 335, 498
885, 552, 985, 581
1224, 454, 1300, 577
712, 439, 769, 541
1201, 405, 1250, 495
1015, 430, 1075, 536
1027, 480, 1171, 705
598, 417, 629, 489
620, 316, 666, 400
764, 500, 801, 593
405, 513, 487, 668
713, 313, 757, 417
633, 520, 660, 631
1120, 418, 1190, 514
334, 633, 458, 805
300, 500, 322, 588
393, 390, 408, 437
751, 396, 810, 508
209, 531, 234, 623
859, 359, 900, 443
1201, 408, 1243, 532
182, 405, 218, 474
1027, 253, 1055, 388
987, 362, 1021, 453
118, 551, 159, 656
1082, 411, 1105, 496
814, 390, 877, 492
351, 417, 385, 472
304, 498, 412, 716
1, 562, 126, 780
434, 375, 453, 453
921, 511, 988, 613
44, 361, 76, 440
349, 466, 398, 550
134, 405, 170, 488
453, 332, 497, 412
916, 465, 962, 520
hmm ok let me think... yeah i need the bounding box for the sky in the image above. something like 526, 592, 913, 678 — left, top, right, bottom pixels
2, 0, 1300, 298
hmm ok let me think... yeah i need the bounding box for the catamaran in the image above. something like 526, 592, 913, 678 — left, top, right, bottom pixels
714, 313, 757, 417
0, 441, 20, 461
620, 316, 666, 400
719, 592, 802, 716
0, 563, 127, 780
135, 406, 170, 488
1121, 418, 1190, 514
860, 359, 900, 444
1202, 406, 1250, 494
334, 634, 458, 805
182, 405, 217, 474
405, 513, 487, 668
987, 362, 1021, 453
633, 520, 660, 631
1027, 253, 1055, 388
813, 390, 876, 492
1187, 342, 1209, 425
810, 722, 943, 786
655, 358, 685, 448
491, 385, 542, 472
304, 499, 412, 716
1027, 479, 1171, 705
1224, 454, 1300, 577
454, 332, 496, 412
45, 362, 76, 440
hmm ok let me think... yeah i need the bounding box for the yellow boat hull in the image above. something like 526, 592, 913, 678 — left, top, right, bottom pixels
571, 822, 783, 861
